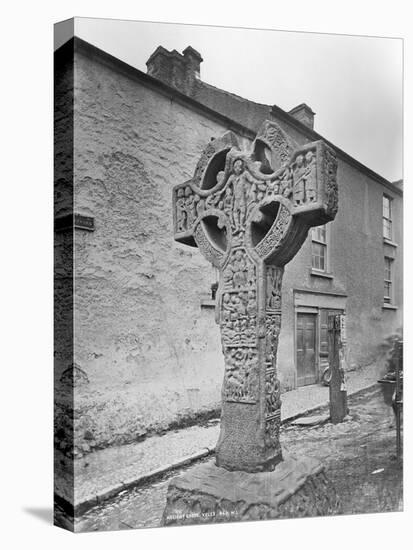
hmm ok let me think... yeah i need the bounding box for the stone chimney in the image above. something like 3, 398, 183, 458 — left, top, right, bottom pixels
146, 45, 203, 95
288, 103, 316, 130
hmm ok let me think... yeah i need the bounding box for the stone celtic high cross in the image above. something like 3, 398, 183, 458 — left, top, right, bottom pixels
173, 121, 338, 472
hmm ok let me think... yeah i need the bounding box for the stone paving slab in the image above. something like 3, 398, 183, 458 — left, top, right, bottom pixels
69, 362, 383, 511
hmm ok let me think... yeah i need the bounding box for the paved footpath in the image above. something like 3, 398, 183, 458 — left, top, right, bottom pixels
67, 383, 401, 531
71, 363, 384, 512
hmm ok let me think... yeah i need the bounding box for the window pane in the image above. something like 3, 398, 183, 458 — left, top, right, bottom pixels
384, 257, 392, 303
384, 282, 391, 302
312, 243, 319, 269
382, 196, 393, 240
383, 196, 390, 218
319, 248, 325, 270
312, 225, 326, 243
312, 242, 326, 271
318, 226, 326, 242
383, 218, 392, 240
384, 258, 391, 280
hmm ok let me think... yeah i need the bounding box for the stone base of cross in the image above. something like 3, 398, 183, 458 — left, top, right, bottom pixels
163, 452, 340, 525
163, 121, 340, 524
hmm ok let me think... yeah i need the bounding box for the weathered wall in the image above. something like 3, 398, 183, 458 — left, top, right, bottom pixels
55, 43, 74, 382
72, 48, 254, 453
68, 44, 402, 453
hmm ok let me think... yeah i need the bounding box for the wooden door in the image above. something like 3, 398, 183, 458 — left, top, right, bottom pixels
296, 313, 317, 386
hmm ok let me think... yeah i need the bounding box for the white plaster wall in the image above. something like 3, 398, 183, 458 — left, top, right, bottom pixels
72, 50, 251, 450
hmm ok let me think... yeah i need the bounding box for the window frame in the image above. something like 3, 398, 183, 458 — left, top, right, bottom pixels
383, 195, 393, 241
383, 256, 393, 305
311, 225, 328, 273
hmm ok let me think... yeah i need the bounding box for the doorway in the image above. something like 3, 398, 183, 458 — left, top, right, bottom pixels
296, 312, 317, 386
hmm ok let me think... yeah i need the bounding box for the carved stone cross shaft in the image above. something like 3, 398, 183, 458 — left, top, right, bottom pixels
173, 121, 338, 472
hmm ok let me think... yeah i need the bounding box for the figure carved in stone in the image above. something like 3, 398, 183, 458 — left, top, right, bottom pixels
184, 186, 196, 225
221, 293, 235, 322
233, 250, 247, 287
246, 290, 257, 317
280, 167, 293, 198
224, 248, 254, 290
194, 195, 205, 218
205, 188, 222, 210
227, 159, 248, 233
223, 184, 234, 226
236, 292, 248, 316
256, 182, 266, 202
265, 315, 281, 362
293, 155, 306, 206
304, 151, 317, 202
267, 267, 283, 310
221, 287, 257, 349
224, 347, 258, 402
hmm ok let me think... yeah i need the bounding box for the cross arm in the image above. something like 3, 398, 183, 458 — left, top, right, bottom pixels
172, 131, 240, 244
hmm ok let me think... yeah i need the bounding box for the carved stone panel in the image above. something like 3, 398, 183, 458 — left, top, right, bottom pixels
223, 347, 258, 403
265, 368, 281, 418
322, 143, 339, 218
264, 314, 281, 364
222, 247, 256, 291
221, 290, 257, 347
292, 150, 317, 206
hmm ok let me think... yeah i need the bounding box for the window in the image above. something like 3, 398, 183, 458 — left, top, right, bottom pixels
311, 225, 327, 271
384, 257, 393, 304
383, 195, 392, 240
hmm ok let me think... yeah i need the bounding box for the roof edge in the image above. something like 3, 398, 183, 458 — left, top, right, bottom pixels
55, 37, 402, 197
67, 37, 256, 141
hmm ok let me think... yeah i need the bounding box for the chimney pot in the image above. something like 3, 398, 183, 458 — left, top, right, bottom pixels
146, 45, 203, 94
288, 103, 316, 130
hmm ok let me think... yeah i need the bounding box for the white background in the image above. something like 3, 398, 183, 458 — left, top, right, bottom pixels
0, 1, 410, 549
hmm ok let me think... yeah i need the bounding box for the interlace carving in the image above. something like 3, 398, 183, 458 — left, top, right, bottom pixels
172, 121, 338, 471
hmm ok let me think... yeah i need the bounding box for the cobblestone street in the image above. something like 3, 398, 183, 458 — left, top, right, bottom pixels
59, 386, 402, 532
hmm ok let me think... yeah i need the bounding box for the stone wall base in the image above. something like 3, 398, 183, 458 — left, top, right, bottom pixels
162, 453, 340, 525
